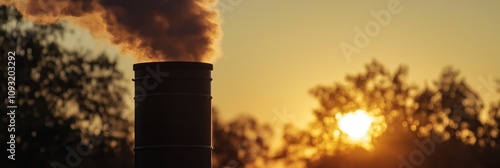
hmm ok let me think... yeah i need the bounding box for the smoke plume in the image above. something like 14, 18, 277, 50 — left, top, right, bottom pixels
2, 0, 222, 62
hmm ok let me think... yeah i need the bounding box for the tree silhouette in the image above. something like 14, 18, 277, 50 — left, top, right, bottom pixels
213, 108, 274, 168
1, 6, 133, 168
412, 67, 500, 168
4, 4, 500, 168
276, 60, 500, 168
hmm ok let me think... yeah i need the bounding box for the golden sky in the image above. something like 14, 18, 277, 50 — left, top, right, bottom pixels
65, 0, 500, 129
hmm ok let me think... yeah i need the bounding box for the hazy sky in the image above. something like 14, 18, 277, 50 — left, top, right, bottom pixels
66, 0, 500, 129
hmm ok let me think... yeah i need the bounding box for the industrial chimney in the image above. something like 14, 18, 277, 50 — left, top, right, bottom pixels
134, 62, 213, 168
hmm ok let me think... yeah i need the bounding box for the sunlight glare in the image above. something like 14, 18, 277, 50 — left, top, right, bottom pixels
338, 110, 373, 140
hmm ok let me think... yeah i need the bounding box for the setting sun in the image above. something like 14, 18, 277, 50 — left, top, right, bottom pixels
338, 110, 373, 140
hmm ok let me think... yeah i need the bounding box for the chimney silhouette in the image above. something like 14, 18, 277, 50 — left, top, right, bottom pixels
134, 62, 213, 168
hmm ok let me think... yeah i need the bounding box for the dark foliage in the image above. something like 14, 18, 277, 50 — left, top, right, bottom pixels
213, 108, 274, 168
277, 60, 500, 168
1, 6, 133, 168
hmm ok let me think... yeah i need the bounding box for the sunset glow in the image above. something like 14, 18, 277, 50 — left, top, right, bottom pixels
338, 110, 373, 140
2, 0, 499, 167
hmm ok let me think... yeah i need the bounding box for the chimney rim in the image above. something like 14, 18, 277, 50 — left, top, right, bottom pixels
133, 61, 213, 70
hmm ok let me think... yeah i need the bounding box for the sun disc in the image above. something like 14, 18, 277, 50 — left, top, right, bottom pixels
338, 110, 373, 140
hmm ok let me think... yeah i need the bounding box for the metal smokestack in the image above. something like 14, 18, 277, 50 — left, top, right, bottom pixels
134, 62, 213, 168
